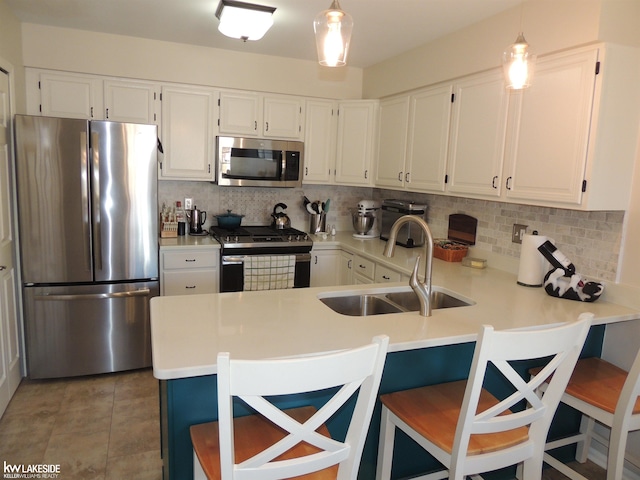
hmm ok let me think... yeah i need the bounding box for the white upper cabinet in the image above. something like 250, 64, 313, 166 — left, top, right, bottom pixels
446, 69, 509, 197
37, 71, 103, 119
503, 44, 640, 210
218, 90, 303, 140
303, 99, 337, 184
104, 79, 160, 125
375, 96, 409, 189
335, 100, 378, 186
218, 90, 260, 136
263, 95, 304, 139
375, 84, 453, 192
160, 85, 218, 181
405, 84, 453, 192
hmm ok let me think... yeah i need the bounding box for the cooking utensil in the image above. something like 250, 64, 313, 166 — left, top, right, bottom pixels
215, 210, 244, 229
323, 199, 330, 213
271, 203, 291, 229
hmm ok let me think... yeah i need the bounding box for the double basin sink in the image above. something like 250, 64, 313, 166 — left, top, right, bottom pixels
318, 287, 474, 316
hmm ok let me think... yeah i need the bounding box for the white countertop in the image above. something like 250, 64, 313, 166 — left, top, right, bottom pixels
151, 233, 640, 379
159, 234, 220, 250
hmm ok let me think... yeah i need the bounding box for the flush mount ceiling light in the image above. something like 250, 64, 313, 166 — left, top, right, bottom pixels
502, 32, 536, 89
313, 0, 353, 67
215, 0, 276, 42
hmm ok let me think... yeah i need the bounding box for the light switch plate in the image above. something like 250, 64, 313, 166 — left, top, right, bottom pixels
512, 224, 528, 244
184, 198, 193, 210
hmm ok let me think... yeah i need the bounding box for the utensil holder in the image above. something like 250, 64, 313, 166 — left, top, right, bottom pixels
309, 213, 326, 234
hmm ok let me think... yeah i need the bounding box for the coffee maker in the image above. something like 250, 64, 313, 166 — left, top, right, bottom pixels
186, 206, 207, 235
352, 200, 380, 239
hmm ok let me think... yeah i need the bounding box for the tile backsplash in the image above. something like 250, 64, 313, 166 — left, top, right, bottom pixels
159, 182, 624, 282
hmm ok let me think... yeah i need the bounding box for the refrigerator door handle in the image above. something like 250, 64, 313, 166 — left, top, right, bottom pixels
34, 288, 151, 301
91, 129, 103, 272
80, 131, 92, 273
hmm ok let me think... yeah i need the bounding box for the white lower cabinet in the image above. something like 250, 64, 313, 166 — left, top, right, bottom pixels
375, 264, 406, 283
160, 248, 219, 296
310, 249, 341, 287
339, 251, 353, 285
352, 255, 375, 284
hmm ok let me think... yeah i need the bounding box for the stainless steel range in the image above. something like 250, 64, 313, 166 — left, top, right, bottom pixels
210, 226, 313, 292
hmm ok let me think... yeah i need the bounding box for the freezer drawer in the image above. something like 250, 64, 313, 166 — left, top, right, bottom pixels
23, 281, 159, 379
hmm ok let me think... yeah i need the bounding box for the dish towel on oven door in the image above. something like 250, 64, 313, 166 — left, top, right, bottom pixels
243, 255, 296, 291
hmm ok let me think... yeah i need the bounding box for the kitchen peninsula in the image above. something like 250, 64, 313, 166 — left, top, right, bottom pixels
151, 237, 640, 480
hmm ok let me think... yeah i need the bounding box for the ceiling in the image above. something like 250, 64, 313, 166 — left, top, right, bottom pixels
5, 0, 524, 68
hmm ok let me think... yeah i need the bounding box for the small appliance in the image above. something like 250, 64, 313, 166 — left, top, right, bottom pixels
187, 206, 207, 234
380, 199, 427, 247
216, 136, 304, 188
352, 199, 380, 239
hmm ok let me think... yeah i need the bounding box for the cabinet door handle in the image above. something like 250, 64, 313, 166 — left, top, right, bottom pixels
185, 259, 196, 262
348, 260, 352, 269
314, 255, 318, 265
358, 264, 366, 269
398, 171, 403, 181
305, 167, 308, 175
105, 108, 109, 119
364, 170, 368, 179
405, 172, 410, 183
382, 275, 390, 280
492, 175, 498, 189
185, 285, 197, 289
254, 120, 258, 131
265, 121, 269, 131
506, 176, 512, 190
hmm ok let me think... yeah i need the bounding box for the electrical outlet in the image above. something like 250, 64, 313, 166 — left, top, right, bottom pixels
512, 224, 528, 244
184, 198, 193, 210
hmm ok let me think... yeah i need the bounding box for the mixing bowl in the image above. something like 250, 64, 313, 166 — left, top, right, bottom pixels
352, 212, 375, 235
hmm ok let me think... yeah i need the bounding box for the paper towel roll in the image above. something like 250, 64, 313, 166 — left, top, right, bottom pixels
517, 233, 552, 287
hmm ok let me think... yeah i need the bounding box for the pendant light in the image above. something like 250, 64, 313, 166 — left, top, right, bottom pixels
313, 0, 353, 67
502, 32, 536, 89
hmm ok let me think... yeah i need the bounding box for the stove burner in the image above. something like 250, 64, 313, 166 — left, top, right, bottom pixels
209, 225, 313, 253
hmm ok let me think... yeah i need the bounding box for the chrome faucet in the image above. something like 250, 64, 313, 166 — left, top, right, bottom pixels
383, 215, 434, 316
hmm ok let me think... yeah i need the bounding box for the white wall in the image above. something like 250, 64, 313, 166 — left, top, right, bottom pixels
20, 24, 363, 100
0, 0, 25, 111
362, 0, 603, 99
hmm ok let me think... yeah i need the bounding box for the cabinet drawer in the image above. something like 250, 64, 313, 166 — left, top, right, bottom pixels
162, 250, 217, 269
375, 265, 404, 283
352, 255, 375, 280
162, 270, 217, 295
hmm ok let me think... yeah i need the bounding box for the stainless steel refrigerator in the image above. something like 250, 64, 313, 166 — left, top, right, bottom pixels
14, 115, 159, 379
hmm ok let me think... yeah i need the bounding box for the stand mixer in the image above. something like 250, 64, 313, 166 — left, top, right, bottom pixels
352, 200, 381, 239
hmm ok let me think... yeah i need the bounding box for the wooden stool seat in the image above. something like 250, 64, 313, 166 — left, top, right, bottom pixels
191, 406, 338, 480
531, 357, 640, 415
380, 380, 529, 456
190, 335, 389, 480
530, 354, 640, 480
376, 315, 592, 480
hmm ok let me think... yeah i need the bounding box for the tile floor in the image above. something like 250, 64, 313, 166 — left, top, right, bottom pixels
0, 367, 607, 480
0, 368, 162, 480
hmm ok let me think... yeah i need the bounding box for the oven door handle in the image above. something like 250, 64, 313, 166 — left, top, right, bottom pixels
222, 253, 311, 265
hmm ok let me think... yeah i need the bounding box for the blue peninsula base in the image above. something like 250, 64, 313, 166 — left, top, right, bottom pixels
159, 325, 604, 480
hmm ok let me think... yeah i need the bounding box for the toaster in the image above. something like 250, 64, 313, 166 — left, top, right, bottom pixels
380, 199, 428, 247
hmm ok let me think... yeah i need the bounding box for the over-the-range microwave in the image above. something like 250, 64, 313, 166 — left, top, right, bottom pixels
216, 136, 304, 188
